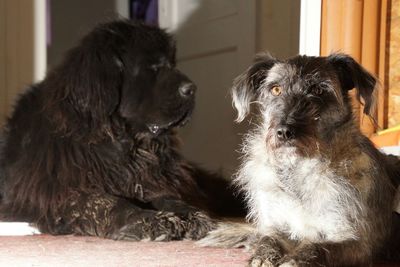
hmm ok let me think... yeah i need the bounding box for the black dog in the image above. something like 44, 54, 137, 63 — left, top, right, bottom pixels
0, 20, 243, 241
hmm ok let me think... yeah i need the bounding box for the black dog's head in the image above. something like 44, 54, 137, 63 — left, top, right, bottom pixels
232, 53, 376, 154
45, 20, 195, 137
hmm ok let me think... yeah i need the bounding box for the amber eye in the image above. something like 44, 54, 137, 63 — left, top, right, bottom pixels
271, 86, 282, 96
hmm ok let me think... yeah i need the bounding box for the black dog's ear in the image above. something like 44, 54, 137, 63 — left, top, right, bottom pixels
44, 31, 125, 138
327, 53, 377, 115
59, 35, 123, 123
232, 53, 276, 122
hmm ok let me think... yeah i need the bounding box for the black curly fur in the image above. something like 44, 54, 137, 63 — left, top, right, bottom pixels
0, 20, 245, 241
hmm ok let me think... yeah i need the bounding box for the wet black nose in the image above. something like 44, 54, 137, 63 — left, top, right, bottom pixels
179, 83, 196, 97
276, 126, 294, 141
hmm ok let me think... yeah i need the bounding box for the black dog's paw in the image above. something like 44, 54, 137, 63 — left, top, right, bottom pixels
109, 210, 215, 241
184, 211, 217, 240
111, 211, 186, 241
148, 211, 188, 241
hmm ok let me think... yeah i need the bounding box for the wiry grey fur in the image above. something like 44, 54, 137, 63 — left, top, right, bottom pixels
199, 53, 400, 266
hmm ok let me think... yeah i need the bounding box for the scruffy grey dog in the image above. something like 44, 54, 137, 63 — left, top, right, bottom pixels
200, 53, 400, 266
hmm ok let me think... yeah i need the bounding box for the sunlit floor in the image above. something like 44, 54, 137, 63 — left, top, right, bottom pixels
0, 235, 250, 267
0, 223, 397, 267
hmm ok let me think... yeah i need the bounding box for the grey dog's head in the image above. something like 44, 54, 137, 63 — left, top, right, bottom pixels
232, 53, 376, 155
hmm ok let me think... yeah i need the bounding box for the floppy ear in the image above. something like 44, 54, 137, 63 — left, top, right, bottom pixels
44, 29, 125, 138
51, 31, 124, 131
232, 54, 276, 122
327, 53, 377, 115
66, 43, 122, 118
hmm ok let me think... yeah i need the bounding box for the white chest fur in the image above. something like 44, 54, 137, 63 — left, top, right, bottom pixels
240, 146, 363, 243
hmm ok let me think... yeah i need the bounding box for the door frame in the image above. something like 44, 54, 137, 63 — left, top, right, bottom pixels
320, 0, 390, 134
299, 0, 321, 56
0, 0, 46, 126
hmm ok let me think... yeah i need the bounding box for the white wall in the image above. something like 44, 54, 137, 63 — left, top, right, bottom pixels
299, 0, 321, 56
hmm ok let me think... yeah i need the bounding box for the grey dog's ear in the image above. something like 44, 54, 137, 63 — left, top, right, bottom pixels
327, 53, 377, 115
232, 54, 276, 122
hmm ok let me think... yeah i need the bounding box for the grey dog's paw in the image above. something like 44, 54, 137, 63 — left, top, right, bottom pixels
276, 248, 323, 267
248, 249, 278, 267
249, 255, 303, 267
249, 256, 276, 267
279, 258, 304, 267
276, 256, 309, 267
184, 211, 217, 240
248, 236, 284, 267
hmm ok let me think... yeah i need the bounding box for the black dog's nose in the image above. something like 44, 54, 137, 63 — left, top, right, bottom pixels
179, 83, 196, 97
276, 126, 294, 141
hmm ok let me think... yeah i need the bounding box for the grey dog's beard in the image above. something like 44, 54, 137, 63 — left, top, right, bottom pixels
266, 133, 322, 159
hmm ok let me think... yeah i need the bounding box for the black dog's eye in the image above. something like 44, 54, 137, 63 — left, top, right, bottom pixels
313, 87, 323, 95
149, 61, 171, 73
150, 64, 162, 72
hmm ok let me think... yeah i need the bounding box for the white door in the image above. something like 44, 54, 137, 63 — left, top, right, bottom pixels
159, 0, 256, 176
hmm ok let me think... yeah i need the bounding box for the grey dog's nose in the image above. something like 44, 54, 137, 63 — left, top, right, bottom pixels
277, 126, 294, 141
179, 83, 196, 97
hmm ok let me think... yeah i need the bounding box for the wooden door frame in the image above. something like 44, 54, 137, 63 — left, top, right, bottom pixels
0, 0, 46, 126
320, 0, 390, 135
0, 0, 6, 125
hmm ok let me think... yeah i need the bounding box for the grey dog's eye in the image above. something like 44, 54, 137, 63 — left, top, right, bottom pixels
271, 86, 282, 96
311, 82, 330, 95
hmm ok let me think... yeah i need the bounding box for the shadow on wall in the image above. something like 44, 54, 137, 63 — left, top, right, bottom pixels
161, 1, 256, 177
47, 0, 300, 178
47, 0, 117, 68
164, 0, 300, 177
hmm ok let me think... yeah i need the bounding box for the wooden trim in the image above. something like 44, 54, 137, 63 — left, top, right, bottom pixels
1, 0, 38, 122
0, 0, 6, 126
5, 0, 20, 118
321, 0, 363, 127
321, 0, 388, 136
378, 0, 390, 129
321, 0, 342, 55
360, 0, 380, 135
